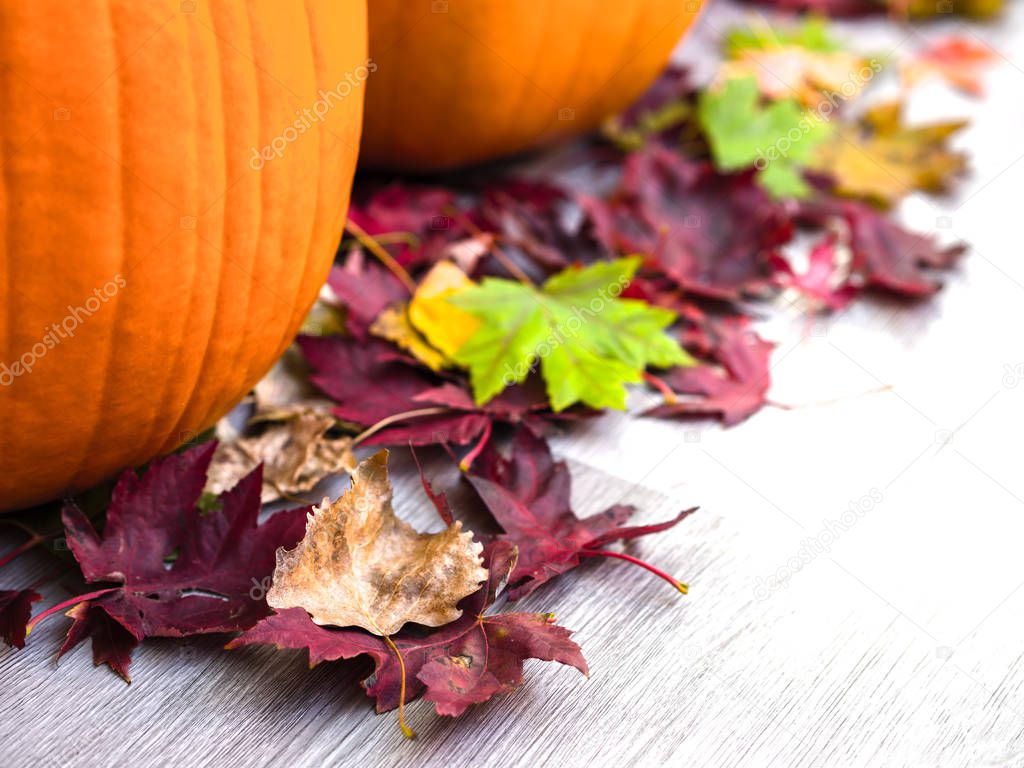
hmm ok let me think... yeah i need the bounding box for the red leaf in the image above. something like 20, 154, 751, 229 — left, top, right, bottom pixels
299, 335, 590, 448
645, 315, 775, 426
0, 589, 41, 649
227, 543, 587, 717
772, 234, 859, 312
737, 0, 885, 16
586, 146, 793, 300
410, 446, 455, 527
347, 183, 466, 269
467, 429, 695, 599
58, 602, 137, 682
798, 198, 966, 296
57, 442, 308, 679
327, 250, 408, 340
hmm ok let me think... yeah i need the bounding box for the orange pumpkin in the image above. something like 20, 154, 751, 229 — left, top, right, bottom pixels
0, 0, 366, 511
360, 0, 704, 171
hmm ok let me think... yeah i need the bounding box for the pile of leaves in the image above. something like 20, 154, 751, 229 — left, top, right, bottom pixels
0, 13, 994, 736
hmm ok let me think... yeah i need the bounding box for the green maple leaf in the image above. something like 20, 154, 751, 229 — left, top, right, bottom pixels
447, 257, 692, 411
697, 76, 832, 199
724, 16, 840, 57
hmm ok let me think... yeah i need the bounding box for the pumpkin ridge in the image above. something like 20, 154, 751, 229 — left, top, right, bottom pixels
159, 8, 230, 457
67, 0, 130, 490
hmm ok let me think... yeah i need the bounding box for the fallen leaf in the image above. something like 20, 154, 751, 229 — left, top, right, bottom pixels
327, 249, 409, 340
370, 304, 449, 372
644, 315, 776, 426
467, 428, 696, 599
266, 450, 486, 636
718, 46, 872, 107
407, 261, 481, 358
56, 443, 308, 680
797, 197, 967, 295
811, 101, 968, 206
447, 257, 691, 410
229, 542, 587, 718
902, 36, 998, 96
206, 410, 356, 504
585, 146, 793, 300
698, 76, 832, 197
772, 234, 859, 311
0, 589, 41, 649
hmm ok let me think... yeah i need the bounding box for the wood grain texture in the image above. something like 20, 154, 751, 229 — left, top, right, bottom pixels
4, 3, 1024, 766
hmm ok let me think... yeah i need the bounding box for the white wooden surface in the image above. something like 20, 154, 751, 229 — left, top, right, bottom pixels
4, 3, 1024, 766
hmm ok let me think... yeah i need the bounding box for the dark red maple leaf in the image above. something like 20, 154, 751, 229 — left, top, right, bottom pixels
0, 589, 41, 649
585, 145, 793, 300
478, 179, 602, 274
298, 335, 588, 456
227, 543, 587, 722
466, 428, 696, 599
347, 182, 468, 270
326, 250, 409, 339
42, 442, 307, 680
739, 0, 885, 16
797, 198, 966, 296
644, 315, 776, 427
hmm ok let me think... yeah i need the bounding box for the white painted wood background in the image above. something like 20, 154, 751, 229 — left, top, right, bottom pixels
3, 2, 1024, 766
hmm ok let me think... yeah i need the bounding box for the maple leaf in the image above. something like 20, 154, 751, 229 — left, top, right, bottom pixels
298, 335, 582, 452
406, 261, 481, 358
266, 450, 486, 636
740, 0, 1002, 17
0, 589, 41, 649
327, 250, 409, 340
797, 197, 966, 295
228, 543, 587, 724
585, 146, 794, 300
901, 36, 998, 97
644, 315, 776, 426
603, 65, 700, 151
810, 101, 968, 206
346, 183, 466, 270
724, 15, 842, 55
446, 257, 691, 411
47, 442, 308, 680
370, 304, 449, 372
772, 234, 858, 312
478, 180, 603, 272
467, 428, 696, 599
698, 76, 832, 198
206, 409, 356, 504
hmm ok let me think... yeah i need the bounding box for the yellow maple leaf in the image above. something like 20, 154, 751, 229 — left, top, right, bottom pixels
408, 261, 481, 358
370, 304, 448, 371
717, 46, 873, 107
810, 101, 968, 207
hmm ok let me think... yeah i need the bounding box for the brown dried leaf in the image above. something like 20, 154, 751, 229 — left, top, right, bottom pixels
207, 410, 356, 504
266, 450, 487, 636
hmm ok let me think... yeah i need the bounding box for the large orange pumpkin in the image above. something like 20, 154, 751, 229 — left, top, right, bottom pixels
0, 0, 366, 511
360, 0, 704, 171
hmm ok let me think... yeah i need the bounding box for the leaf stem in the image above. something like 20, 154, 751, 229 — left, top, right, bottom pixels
444, 205, 535, 287
579, 549, 688, 594
345, 219, 417, 294
458, 421, 493, 472
0, 534, 45, 570
382, 634, 416, 739
26, 587, 119, 635
351, 407, 452, 447
643, 371, 678, 405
